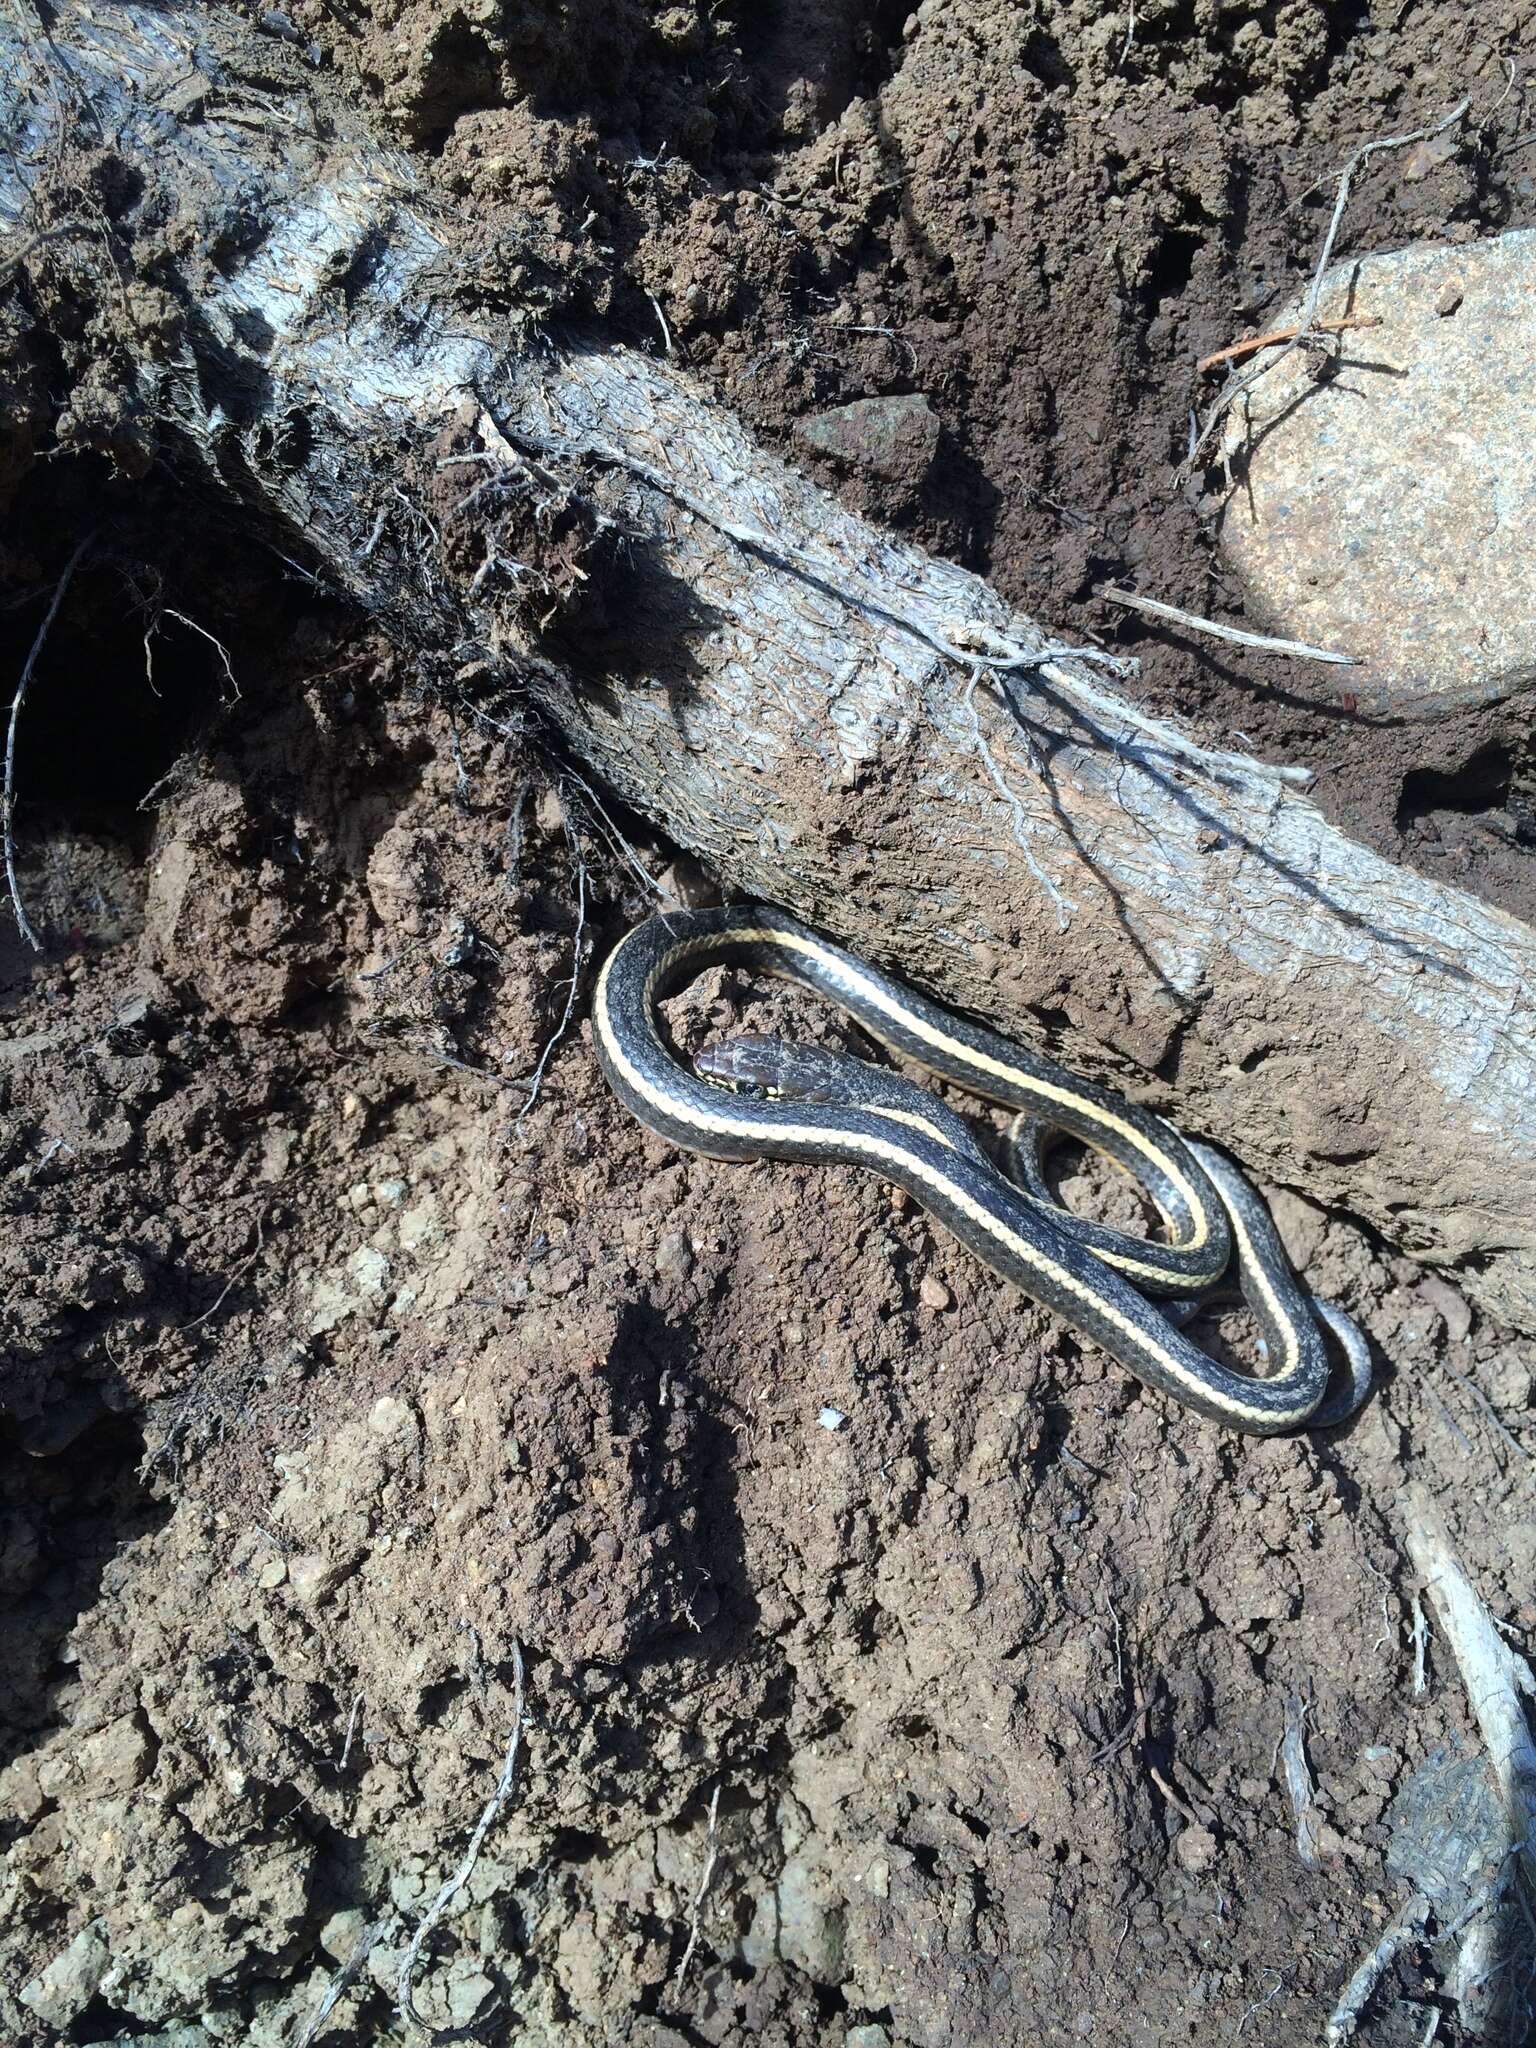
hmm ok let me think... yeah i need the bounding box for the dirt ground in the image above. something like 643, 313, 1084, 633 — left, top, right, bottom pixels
2, 2, 1535, 2044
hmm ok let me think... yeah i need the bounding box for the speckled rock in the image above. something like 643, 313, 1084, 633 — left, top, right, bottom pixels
795, 393, 940, 481
1219, 229, 1536, 715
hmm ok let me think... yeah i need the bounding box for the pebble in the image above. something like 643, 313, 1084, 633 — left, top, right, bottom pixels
1418, 1274, 1473, 1345
654, 1230, 694, 1281
288, 1551, 350, 1603
1173, 1822, 1219, 1874
794, 393, 941, 483
76, 1712, 154, 1794
368, 1394, 416, 1439
20, 1921, 111, 2026
919, 1273, 952, 1311
1219, 228, 1536, 715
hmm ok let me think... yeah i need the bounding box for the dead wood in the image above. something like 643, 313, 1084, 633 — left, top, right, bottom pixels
3, 3, 1534, 1330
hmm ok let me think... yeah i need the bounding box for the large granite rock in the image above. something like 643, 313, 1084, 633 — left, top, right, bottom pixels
1219, 229, 1535, 716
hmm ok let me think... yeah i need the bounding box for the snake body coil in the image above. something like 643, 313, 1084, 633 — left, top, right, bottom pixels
594, 904, 1368, 1436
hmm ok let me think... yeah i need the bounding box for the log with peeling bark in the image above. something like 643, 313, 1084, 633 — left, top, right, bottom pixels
3, 2, 1535, 1330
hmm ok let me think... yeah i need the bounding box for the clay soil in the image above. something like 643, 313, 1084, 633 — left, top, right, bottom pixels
2, 3, 1535, 2045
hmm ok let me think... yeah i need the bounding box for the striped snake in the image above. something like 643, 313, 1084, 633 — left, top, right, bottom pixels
594, 904, 1370, 1436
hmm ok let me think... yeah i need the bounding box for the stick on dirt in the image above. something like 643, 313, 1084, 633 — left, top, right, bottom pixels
1095, 584, 1359, 665
396, 1638, 527, 2032
1403, 1488, 1536, 1895
3, 532, 93, 950
296, 1914, 398, 2048
673, 1782, 723, 1990
1324, 1893, 1432, 2046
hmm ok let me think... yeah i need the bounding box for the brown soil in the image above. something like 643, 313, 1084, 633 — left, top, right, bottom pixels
2, 4, 1534, 2046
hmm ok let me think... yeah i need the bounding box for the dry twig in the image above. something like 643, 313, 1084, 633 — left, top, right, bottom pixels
4, 532, 93, 949
1187, 96, 1470, 470
1412, 1594, 1429, 1696
673, 1782, 723, 1989
1149, 1764, 1207, 1831
296, 1914, 397, 2048
1403, 1487, 1536, 2035
1404, 1490, 1536, 1891
177, 1215, 266, 1332
515, 799, 589, 1121
1196, 315, 1381, 375
396, 1638, 527, 2035
1096, 584, 1359, 665
1324, 1893, 1432, 2046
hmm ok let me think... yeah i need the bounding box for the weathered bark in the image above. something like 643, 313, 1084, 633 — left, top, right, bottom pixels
4, 3, 1535, 1327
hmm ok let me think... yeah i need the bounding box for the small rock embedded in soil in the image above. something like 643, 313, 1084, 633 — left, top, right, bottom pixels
1218, 229, 1536, 716
919, 1272, 952, 1311
1173, 1821, 1219, 1873
19, 1920, 110, 2027
794, 392, 941, 482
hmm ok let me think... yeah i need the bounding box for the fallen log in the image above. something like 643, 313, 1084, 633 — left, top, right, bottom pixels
3, 3, 1534, 1330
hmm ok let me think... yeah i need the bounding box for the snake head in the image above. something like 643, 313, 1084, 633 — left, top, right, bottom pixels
694, 1033, 853, 1103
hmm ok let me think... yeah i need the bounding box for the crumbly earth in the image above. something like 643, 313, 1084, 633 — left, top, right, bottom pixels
2, 4, 1534, 2046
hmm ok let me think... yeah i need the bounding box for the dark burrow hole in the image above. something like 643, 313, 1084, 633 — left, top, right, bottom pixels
1396, 742, 1514, 831
0, 475, 319, 891
1, 548, 226, 816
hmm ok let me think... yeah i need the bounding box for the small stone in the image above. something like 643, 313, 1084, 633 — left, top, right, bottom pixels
319, 1908, 368, 1963
257, 1557, 288, 1589
20, 1920, 111, 2026
1173, 1823, 1219, 1873
289, 1551, 349, 1602
348, 1245, 390, 1296
795, 393, 941, 483
847, 2028, 893, 2048
308, 1272, 358, 1335
1219, 229, 1536, 715
655, 1231, 694, 1282
398, 1195, 441, 1251
77, 1712, 153, 1794
1434, 281, 1463, 316
0, 1757, 47, 1822
919, 1274, 952, 1311
818, 1406, 848, 1430
1485, 1356, 1534, 1409
1418, 1274, 1473, 1345
444, 1964, 495, 2024
259, 1127, 296, 1181
535, 1254, 582, 1295
368, 1394, 416, 1439
1503, 1522, 1536, 1581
